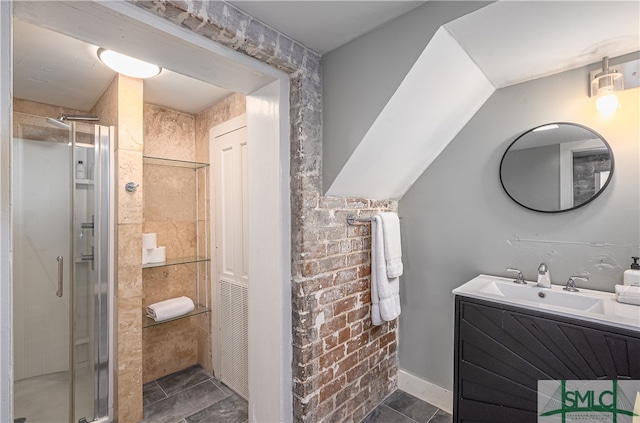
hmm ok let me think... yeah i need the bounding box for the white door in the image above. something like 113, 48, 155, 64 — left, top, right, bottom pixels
210, 116, 249, 399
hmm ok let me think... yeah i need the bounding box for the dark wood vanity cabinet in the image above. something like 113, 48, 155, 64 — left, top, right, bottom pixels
453, 296, 640, 422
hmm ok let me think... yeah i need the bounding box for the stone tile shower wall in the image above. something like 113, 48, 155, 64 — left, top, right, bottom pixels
132, 1, 399, 422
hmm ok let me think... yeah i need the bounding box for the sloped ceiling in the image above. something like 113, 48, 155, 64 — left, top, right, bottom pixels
326, 1, 640, 200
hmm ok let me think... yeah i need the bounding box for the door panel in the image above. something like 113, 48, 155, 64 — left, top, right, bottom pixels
212, 123, 249, 399
13, 138, 72, 422
13, 139, 71, 380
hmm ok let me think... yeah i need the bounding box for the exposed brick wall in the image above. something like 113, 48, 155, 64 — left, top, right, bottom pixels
292, 197, 399, 423
131, 2, 399, 422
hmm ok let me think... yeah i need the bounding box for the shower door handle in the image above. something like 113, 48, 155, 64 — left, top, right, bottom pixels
56, 256, 63, 298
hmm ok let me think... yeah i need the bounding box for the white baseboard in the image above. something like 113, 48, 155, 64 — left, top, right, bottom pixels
397, 369, 453, 414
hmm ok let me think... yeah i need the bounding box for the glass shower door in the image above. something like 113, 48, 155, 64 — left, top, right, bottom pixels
13, 119, 111, 423
12, 136, 74, 423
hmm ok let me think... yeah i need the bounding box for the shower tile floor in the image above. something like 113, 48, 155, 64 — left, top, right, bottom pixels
13, 365, 94, 423
145, 366, 450, 423
142, 365, 248, 423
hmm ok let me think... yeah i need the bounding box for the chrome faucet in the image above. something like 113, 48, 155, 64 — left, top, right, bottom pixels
506, 267, 526, 284
563, 276, 588, 292
537, 263, 551, 288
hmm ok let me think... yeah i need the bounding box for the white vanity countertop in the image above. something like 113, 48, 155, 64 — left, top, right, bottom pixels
453, 274, 640, 333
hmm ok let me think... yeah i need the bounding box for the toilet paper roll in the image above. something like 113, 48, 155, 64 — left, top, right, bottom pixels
142, 233, 157, 250
147, 246, 166, 264
142, 247, 150, 265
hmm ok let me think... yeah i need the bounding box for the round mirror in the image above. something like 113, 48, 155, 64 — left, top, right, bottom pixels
500, 123, 614, 213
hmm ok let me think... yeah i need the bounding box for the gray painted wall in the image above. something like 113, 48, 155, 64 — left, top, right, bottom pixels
321, 1, 490, 191
398, 53, 640, 390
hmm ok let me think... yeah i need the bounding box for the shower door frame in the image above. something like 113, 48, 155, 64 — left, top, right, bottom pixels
91, 124, 114, 421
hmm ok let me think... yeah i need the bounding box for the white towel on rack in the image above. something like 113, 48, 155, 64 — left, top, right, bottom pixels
615, 284, 640, 306
146, 296, 195, 322
378, 212, 403, 278
371, 214, 401, 326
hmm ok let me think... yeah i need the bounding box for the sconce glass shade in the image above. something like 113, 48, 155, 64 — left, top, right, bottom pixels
591, 56, 623, 115
596, 93, 619, 115
97, 48, 161, 78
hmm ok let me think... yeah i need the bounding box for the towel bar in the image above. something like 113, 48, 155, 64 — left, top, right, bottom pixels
346, 214, 373, 225
346, 213, 402, 226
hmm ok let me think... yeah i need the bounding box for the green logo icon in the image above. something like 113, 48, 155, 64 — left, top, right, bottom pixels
538, 380, 640, 422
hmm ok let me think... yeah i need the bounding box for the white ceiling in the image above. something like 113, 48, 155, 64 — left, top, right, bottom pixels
13, 19, 234, 115
13, 1, 425, 115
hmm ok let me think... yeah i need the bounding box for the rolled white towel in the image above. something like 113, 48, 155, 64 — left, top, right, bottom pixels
146, 296, 195, 322
614, 284, 640, 306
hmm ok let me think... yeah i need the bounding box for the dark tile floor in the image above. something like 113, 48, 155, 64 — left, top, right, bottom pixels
142, 365, 247, 423
361, 390, 452, 423
143, 365, 449, 423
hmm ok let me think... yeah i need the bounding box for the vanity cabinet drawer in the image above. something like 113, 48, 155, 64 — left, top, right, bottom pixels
453, 296, 640, 422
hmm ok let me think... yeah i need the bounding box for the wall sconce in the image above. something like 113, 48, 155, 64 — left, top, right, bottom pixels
590, 56, 640, 116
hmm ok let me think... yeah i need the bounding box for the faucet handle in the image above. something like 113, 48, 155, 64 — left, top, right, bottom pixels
563, 276, 588, 292
506, 267, 526, 284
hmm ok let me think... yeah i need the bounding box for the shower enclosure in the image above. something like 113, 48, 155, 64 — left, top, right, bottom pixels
12, 114, 113, 423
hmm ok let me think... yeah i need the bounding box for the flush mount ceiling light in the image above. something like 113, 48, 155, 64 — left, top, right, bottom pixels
590, 56, 623, 116
97, 48, 161, 78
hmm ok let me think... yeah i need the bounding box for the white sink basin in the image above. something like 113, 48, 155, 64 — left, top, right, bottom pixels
453, 274, 640, 332
480, 280, 605, 313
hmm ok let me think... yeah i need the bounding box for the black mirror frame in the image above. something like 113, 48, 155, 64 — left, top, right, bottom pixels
499, 122, 615, 213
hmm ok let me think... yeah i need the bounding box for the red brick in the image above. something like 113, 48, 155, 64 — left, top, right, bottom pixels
369, 349, 387, 368
318, 196, 345, 209
337, 327, 350, 345
300, 240, 327, 260
358, 340, 380, 362
358, 264, 371, 277
346, 360, 369, 383
388, 341, 397, 355
333, 296, 358, 316
334, 268, 358, 285
347, 224, 369, 238
334, 352, 358, 378
319, 346, 345, 370
326, 241, 341, 256
350, 321, 363, 337
347, 251, 370, 267
379, 332, 396, 349
358, 291, 371, 304
301, 260, 319, 277
345, 198, 370, 209
346, 333, 369, 355
318, 255, 347, 274
347, 305, 369, 324
319, 285, 345, 305
350, 238, 364, 252
319, 375, 346, 403
323, 333, 339, 351
319, 314, 347, 338
345, 278, 369, 296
